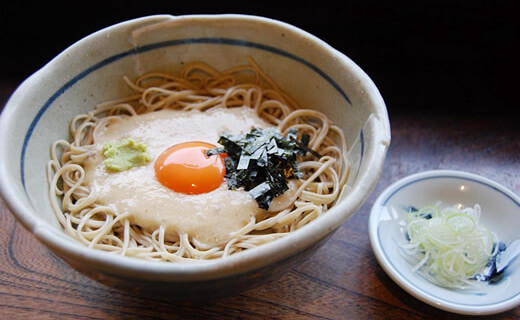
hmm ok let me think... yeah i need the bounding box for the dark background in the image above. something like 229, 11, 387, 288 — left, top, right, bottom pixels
1, 1, 517, 116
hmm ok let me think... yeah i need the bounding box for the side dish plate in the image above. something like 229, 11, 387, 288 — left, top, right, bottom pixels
369, 170, 520, 315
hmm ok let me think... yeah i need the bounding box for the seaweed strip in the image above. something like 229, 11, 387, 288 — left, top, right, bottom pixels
206, 127, 320, 209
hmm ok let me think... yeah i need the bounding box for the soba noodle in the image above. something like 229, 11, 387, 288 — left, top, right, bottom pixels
47, 57, 349, 262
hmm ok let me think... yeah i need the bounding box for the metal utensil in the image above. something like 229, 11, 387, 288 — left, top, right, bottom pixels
474, 239, 520, 282
496, 239, 520, 274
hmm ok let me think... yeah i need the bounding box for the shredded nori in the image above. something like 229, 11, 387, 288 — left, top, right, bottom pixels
206, 127, 320, 209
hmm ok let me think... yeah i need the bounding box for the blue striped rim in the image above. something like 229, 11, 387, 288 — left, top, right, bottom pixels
21, 37, 356, 190
358, 130, 365, 181
378, 174, 520, 307
382, 175, 520, 207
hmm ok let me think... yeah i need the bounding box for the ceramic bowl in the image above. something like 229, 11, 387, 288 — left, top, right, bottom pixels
369, 170, 520, 315
0, 14, 390, 299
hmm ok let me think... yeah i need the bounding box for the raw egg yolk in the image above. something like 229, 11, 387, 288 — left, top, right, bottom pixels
154, 141, 226, 195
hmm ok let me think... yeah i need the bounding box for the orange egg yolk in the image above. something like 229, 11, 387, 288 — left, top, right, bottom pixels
154, 141, 226, 195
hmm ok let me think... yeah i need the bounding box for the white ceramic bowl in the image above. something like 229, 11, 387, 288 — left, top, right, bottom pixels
0, 14, 390, 299
369, 170, 520, 315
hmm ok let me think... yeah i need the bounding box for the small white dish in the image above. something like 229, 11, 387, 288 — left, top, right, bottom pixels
369, 170, 520, 315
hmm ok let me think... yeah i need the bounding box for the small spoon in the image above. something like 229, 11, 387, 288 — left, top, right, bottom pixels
474, 239, 520, 282
496, 239, 520, 274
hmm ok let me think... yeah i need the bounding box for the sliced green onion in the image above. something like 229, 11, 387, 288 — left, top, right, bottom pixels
400, 204, 495, 289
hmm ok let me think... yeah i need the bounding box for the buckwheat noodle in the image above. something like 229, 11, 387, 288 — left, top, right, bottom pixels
47, 57, 349, 262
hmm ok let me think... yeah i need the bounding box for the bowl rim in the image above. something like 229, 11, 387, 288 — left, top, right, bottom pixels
369, 169, 520, 315
0, 13, 390, 281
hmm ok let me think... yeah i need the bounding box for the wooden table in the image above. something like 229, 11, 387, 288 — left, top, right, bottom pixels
1, 87, 519, 320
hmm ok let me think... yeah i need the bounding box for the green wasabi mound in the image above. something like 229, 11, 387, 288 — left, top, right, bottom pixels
102, 139, 151, 172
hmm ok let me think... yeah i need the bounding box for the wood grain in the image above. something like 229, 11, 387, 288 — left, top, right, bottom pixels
1, 113, 519, 319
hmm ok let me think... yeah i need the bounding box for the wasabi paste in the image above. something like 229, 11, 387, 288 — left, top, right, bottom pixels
103, 139, 151, 172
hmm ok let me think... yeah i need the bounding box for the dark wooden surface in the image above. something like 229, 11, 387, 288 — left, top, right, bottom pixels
1, 79, 520, 320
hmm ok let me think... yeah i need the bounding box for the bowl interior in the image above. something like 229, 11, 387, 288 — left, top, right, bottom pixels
371, 170, 520, 314
1, 14, 389, 279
